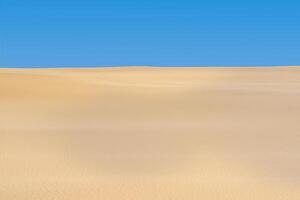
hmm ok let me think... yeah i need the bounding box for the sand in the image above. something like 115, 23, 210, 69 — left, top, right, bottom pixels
1, 66, 300, 199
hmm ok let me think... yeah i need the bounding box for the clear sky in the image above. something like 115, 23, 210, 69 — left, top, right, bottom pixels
1, 0, 300, 68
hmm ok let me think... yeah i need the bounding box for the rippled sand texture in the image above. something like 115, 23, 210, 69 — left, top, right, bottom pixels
1, 67, 300, 199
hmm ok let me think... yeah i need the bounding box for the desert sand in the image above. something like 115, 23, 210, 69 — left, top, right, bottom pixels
1, 66, 300, 199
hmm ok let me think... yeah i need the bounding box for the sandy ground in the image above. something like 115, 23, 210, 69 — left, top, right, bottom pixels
0, 66, 300, 199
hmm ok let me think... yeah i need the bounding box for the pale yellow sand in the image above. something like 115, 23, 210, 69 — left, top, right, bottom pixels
1, 67, 300, 199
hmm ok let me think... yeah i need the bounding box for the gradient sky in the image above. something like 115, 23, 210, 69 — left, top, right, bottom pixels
1, 0, 300, 67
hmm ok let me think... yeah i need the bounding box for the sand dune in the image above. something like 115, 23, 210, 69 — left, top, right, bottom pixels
1, 67, 300, 199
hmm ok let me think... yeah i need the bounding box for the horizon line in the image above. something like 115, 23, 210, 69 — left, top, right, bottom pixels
1, 65, 300, 69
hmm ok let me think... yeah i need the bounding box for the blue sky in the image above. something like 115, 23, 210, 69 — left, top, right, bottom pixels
1, 0, 300, 67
